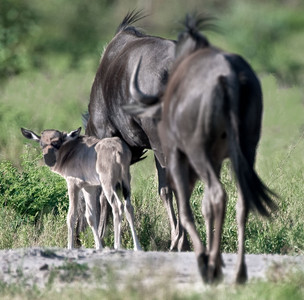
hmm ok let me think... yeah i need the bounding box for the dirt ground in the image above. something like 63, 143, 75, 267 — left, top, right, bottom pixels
0, 248, 303, 292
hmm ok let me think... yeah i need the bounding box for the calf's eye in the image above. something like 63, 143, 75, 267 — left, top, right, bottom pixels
51, 142, 61, 149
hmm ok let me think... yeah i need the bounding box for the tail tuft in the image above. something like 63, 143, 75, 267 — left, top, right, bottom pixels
116, 10, 147, 34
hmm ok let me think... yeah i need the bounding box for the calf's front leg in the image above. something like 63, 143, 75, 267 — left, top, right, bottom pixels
66, 182, 80, 249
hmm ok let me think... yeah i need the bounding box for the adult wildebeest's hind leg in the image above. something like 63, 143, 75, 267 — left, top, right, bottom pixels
235, 188, 248, 283
155, 157, 190, 251
202, 186, 225, 282
190, 152, 226, 283
168, 149, 208, 280
82, 186, 103, 250
203, 169, 226, 283
202, 187, 213, 253
66, 180, 81, 249
122, 178, 142, 251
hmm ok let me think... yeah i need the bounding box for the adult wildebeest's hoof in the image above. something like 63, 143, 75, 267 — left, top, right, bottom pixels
235, 264, 248, 284
207, 263, 224, 285
197, 252, 209, 283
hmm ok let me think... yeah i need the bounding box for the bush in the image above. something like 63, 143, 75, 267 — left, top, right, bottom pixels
0, 147, 69, 223
0, 0, 40, 79
219, 1, 304, 83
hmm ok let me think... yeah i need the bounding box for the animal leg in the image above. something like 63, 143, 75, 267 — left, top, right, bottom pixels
112, 191, 123, 250
207, 178, 226, 283
155, 156, 190, 251
103, 185, 123, 250
168, 149, 208, 281
192, 155, 225, 284
82, 187, 103, 250
235, 188, 248, 284
122, 181, 142, 251
98, 189, 110, 241
66, 181, 80, 249
75, 191, 87, 247
202, 187, 213, 254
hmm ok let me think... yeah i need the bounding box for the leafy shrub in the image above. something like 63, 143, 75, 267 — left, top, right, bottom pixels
220, 1, 304, 83
0, 147, 69, 223
0, 0, 40, 79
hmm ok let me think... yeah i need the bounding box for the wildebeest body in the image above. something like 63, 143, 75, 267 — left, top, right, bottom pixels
85, 11, 189, 250
21, 128, 141, 251
86, 17, 175, 164
129, 15, 277, 283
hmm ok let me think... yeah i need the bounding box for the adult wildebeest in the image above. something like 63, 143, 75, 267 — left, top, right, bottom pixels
128, 15, 277, 283
85, 10, 189, 251
21, 127, 141, 251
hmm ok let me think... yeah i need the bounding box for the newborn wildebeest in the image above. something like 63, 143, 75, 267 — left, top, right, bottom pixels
85, 10, 189, 250
128, 15, 277, 283
21, 127, 141, 251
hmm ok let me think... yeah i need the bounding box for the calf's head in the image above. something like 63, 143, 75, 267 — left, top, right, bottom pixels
21, 127, 81, 167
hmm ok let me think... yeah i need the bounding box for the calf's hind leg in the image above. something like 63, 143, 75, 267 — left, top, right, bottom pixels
102, 183, 123, 250
122, 179, 142, 251
82, 186, 103, 250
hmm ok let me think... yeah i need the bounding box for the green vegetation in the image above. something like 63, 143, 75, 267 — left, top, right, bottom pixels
0, 0, 303, 253
0, 0, 303, 297
0, 73, 303, 254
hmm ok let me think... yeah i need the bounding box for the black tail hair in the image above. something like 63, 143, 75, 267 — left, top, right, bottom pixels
175, 13, 218, 60
219, 75, 278, 217
178, 13, 218, 46
181, 13, 217, 36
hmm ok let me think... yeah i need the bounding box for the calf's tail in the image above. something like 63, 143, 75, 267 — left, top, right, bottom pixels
219, 76, 277, 217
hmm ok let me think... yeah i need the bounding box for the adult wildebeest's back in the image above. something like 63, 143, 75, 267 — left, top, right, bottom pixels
86, 11, 175, 165
85, 11, 189, 251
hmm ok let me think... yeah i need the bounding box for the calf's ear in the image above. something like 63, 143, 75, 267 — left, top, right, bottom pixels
66, 127, 81, 140
21, 128, 41, 142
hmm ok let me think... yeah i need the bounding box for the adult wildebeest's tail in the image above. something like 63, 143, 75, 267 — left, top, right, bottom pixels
219, 76, 277, 217
116, 9, 147, 35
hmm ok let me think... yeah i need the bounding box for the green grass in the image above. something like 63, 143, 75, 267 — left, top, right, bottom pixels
0, 71, 303, 255
0, 55, 96, 165
0, 0, 304, 298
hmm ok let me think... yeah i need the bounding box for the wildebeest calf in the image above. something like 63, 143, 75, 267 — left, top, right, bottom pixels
21, 127, 141, 251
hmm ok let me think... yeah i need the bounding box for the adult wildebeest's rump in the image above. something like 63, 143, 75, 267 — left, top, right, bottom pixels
21, 127, 141, 251
85, 10, 189, 250
128, 15, 277, 284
